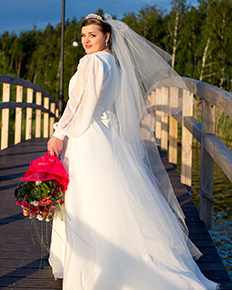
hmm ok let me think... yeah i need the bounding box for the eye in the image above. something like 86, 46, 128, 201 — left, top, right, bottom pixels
90, 34, 96, 37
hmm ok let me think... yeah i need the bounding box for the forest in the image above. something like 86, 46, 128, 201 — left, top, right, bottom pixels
0, 0, 232, 103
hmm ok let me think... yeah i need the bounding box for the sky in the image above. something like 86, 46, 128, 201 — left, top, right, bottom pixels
0, 0, 199, 36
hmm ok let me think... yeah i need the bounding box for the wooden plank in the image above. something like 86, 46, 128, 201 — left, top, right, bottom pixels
218, 282, 232, 290
204, 134, 232, 182
0, 139, 231, 289
161, 86, 168, 152
0, 139, 59, 289
183, 77, 232, 119
0, 267, 55, 278
25, 88, 33, 140
35, 92, 42, 138
160, 108, 232, 181
0, 243, 46, 252
0, 251, 49, 260
15, 85, 23, 144
49, 102, 56, 137
197, 255, 222, 263
170, 107, 182, 125
181, 89, 193, 187
0, 102, 57, 118
159, 148, 232, 287
169, 86, 179, 164
150, 92, 156, 132
184, 116, 202, 143
199, 100, 215, 230
201, 270, 231, 280
0, 74, 58, 105
0, 225, 52, 237
155, 88, 162, 146
43, 97, 49, 138
0, 277, 62, 288
0, 257, 49, 268
1, 83, 10, 150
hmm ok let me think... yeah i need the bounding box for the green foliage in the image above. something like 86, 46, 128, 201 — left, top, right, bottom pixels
0, 51, 15, 76
15, 180, 65, 222
0, 18, 85, 101
163, 0, 189, 59
1, 2, 232, 98
122, 12, 140, 33
15, 180, 61, 203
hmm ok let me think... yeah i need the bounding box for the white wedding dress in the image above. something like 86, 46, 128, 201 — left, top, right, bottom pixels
49, 51, 218, 290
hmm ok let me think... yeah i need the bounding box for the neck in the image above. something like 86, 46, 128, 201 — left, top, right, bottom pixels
100, 47, 112, 54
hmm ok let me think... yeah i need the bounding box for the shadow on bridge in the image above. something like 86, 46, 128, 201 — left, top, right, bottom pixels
0, 138, 232, 289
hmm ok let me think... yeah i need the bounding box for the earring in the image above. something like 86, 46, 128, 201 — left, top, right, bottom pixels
105, 42, 108, 47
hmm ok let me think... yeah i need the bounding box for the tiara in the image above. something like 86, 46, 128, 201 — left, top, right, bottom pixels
85, 13, 105, 23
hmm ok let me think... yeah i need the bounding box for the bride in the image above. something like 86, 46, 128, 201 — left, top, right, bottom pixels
47, 13, 219, 290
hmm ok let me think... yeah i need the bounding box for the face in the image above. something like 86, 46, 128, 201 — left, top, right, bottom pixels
81, 24, 109, 54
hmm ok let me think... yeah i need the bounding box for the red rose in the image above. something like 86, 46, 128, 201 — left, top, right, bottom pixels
49, 205, 56, 210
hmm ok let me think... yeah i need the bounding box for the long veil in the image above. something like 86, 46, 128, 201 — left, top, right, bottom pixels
104, 14, 201, 260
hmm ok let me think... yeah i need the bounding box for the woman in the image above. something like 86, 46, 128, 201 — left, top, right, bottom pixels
48, 14, 219, 289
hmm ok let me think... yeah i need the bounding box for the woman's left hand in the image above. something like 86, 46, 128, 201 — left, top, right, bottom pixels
47, 136, 63, 157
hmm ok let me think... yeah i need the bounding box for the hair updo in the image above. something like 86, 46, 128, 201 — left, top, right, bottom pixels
81, 15, 112, 49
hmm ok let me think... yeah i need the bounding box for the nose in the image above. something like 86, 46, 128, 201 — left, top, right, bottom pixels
85, 35, 90, 43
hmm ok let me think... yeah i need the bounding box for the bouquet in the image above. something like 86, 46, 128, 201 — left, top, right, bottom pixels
15, 151, 69, 222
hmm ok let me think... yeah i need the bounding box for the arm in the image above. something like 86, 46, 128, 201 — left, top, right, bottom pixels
47, 54, 104, 154
54, 54, 104, 138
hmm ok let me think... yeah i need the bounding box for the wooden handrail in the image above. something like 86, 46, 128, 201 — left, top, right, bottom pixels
150, 78, 232, 230
0, 102, 57, 118
0, 75, 58, 105
183, 78, 232, 118
0, 75, 59, 150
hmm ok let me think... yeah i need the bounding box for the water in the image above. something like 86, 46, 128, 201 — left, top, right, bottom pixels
177, 147, 232, 279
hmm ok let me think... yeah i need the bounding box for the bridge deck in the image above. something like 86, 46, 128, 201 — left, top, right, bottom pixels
0, 138, 231, 289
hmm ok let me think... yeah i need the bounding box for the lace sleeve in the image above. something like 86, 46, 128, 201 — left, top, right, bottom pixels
53, 54, 104, 139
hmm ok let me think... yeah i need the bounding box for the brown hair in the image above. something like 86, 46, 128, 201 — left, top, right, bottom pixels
81, 15, 112, 49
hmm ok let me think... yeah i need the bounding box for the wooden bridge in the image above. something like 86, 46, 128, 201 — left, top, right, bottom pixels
0, 75, 232, 289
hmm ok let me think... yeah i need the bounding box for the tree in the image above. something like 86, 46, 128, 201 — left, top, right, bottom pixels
208, 0, 232, 89
122, 12, 140, 33
137, 5, 165, 47
163, 0, 189, 68
196, 0, 232, 89
0, 51, 15, 76
177, 6, 203, 78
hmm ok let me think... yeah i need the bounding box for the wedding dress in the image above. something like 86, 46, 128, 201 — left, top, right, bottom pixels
49, 50, 219, 290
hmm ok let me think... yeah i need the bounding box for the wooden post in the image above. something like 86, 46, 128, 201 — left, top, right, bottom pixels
43, 97, 49, 138
181, 89, 193, 188
161, 86, 168, 152
147, 92, 156, 133
169, 86, 179, 165
25, 88, 33, 140
1, 83, 10, 150
35, 92, 42, 138
199, 100, 215, 230
15, 85, 23, 144
56, 108, 59, 119
155, 88, 162, 147
50, 102, 56, 137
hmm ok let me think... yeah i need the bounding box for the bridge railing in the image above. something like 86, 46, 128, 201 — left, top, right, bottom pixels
0, 75, 59, 150
149, 78, 232, 230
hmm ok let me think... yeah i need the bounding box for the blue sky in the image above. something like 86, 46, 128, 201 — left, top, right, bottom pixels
0, 0, 199, 35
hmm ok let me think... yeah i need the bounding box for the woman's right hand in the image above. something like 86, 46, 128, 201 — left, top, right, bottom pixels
47, 136, 63, 157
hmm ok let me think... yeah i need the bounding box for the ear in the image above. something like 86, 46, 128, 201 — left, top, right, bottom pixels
105, 32, 110, 43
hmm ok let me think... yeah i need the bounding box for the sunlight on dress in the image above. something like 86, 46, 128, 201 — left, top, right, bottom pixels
49, 52, 219, 290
